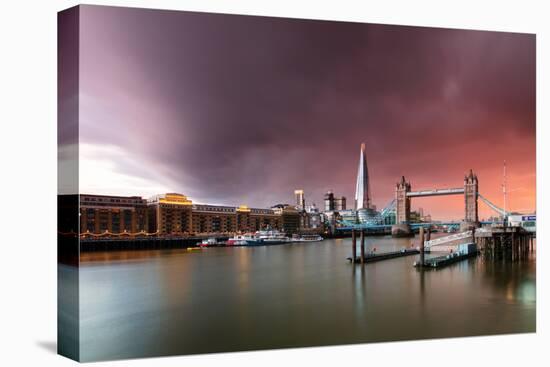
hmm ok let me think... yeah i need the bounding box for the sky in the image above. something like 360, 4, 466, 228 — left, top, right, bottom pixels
62, 5, 536, 221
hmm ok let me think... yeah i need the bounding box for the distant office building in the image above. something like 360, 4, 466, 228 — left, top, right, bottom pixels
409, 210, 429, 223
324, 191, 335, 211
409, 211, 421, 223
324, 190, 346, 212
335, 196, 346, 211
80, 194, 148, 234
294, 189, 305, 210
355, 143, 373, 210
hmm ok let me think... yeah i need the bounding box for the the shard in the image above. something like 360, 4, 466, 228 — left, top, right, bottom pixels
355, 143, 372, 210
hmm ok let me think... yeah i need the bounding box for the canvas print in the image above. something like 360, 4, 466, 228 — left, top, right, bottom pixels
58, 5, 536, 362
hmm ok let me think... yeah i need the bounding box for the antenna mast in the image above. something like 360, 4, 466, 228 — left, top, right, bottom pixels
502, 160, 507, 218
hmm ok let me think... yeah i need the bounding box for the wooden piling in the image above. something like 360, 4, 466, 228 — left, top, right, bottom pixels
419, 226, 425, 267
351, 229, 357, 264
512, 230, 516, 261
360, 229, 365, 264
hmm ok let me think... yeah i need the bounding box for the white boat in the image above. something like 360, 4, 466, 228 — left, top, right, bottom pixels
198, 238, 225, 247
292, 234, 324, 242
226, 234, 254, 246
252, 229, 291, 245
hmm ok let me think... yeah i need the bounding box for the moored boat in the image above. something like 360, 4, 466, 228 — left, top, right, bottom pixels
252, 229, 291, 245
227, 234, 254, 246
197, 238, 226, 247
292, 234, 324, 243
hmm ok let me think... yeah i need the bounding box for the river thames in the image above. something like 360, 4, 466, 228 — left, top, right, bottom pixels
75, 236, 536, 362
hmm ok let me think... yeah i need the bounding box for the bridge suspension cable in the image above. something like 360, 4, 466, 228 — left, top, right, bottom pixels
477, 193, 510, 217
379, 199, 396, 218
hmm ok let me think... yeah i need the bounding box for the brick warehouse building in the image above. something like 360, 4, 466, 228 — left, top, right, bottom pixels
79, 194, 148, 234
79, 193, 288, 236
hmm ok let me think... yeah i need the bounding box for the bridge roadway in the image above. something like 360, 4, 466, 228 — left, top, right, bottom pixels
335, 221, 496, 232
406, 188, 464, 197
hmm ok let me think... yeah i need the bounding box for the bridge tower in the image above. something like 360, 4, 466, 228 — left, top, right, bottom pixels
464, 169, 479, 227
392, 176, 412, 237
396, 176, 411, 223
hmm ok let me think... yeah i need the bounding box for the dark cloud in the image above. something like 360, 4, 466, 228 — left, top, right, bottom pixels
75, 5, 535, 218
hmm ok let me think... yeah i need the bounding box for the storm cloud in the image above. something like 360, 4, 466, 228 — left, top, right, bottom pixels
72, 5, 535, 220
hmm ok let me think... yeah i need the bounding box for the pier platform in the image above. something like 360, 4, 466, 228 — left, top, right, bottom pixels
347, 249, 419, 264
414, 251, 477, 269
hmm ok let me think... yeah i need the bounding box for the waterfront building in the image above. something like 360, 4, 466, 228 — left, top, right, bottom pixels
248, 207, 282, 232
147, 193, 282, 235
231, 205, 281, 233
147, 193, 193, 234
323, 210, 342, 233
507, 214, 536, 233
355, 142, 373, 210
305, 204, 324, 229
272, 204, 301, 234
339, 209, 358, 224
80, 194, 148, 234
189, 204, 280, 235
80, 192, 295, 237
191, 203, 238, 234
357, 207, 378, 224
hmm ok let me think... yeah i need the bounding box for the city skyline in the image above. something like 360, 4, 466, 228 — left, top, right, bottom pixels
61, 5, 536, 221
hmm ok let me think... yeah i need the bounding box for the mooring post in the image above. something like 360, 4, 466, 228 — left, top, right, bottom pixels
351, 229, 357, 264
512, 230, 516, 262
360, 229, 365, 264
520, 234, 523, 260
419, 226, 425, 267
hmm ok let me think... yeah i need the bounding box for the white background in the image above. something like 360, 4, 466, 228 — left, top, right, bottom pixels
0, 0, 548, 366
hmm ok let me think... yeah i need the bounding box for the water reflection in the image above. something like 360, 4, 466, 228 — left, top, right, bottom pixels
78, 236, 536, 362
352, 264, 367, 315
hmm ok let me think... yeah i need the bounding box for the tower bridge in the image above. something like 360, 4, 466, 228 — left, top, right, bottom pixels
334, 168, 510, 235
393, 169, 485, 236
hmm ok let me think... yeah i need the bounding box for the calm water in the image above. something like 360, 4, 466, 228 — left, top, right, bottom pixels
76, 236, 536, 361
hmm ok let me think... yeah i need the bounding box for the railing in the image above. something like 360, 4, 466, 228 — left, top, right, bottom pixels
424, 230, 472, 248
423, 227, 491, 248
407, 188, 464, 197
